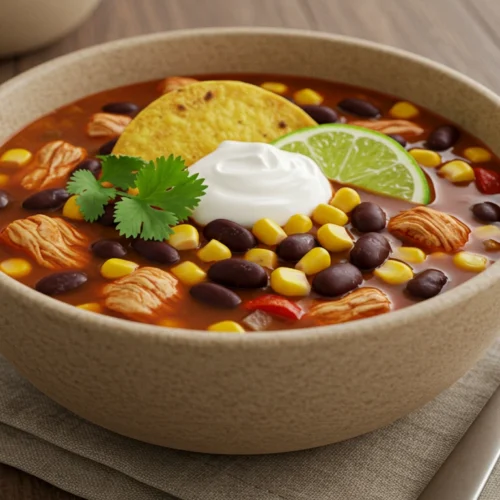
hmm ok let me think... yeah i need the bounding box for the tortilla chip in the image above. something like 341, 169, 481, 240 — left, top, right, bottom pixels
112, 80, 317, 165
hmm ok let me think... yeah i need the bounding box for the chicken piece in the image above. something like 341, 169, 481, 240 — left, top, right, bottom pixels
86, 113, 132, 137
103, 267, 181, 321
157, 76, 199, 94
1, 215, 89, 269
21, 140, 86, 190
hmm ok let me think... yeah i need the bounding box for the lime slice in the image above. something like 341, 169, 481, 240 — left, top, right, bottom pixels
272, 124, 431, 204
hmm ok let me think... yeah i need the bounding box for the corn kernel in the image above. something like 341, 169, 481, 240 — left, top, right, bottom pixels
374, 259, 414, 285
207, 320, 245, 333
389, 101, 419, 119
171, 261, 206, 286
317, 223, 353, 252
0, 174, 9, 187
394, 246, 426, 264
330, 187, 361, 213
76, 302, 103, 313
127, 187, 139, 196
410, 148, 442, 168
197, 239, 231, 263
252, 218, 287, 245
296, 247, 331, 275
0, 258, 32, 278
0, 148, 32, 166
260, 82, 288, 95
293, 88, 323, 106
63, 195, 85, 220
312, 204, 348, 226
452, 252, 488, 272
270, 267, 311, 297
244, 248, 278, 269
474, 225, 500, 240
464, 147, 492, 163
169, 224, 199, 250
101, 258, 139, 279
158, 317, 185, 328
283, 214, 313, 235
440, 160, 475, 183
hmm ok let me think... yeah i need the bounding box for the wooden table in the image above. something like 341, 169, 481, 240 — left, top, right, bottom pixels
0, 0, 499, 498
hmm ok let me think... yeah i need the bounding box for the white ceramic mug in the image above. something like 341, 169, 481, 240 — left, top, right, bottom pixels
0, 0, 102, 56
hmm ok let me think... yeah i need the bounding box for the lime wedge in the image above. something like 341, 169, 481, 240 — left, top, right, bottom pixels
272, 124, 431, 204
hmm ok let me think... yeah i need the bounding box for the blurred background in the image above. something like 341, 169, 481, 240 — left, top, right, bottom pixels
0, 0, 499, 93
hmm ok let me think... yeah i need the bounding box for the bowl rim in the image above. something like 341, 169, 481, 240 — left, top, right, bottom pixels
1, 26, 500, 345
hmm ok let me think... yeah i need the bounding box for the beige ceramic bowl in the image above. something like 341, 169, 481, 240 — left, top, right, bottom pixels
0, 28, 499, 455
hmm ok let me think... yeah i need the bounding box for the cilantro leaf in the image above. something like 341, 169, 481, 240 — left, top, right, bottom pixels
66, 170, 116, 222
99, 155, 147, 190
114, 197, 177, 241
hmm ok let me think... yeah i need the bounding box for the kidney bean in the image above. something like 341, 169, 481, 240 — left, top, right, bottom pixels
208, 259, 267, 288
22, 188, 70, 211
190, 282, 241, 309
406, 269, 448, 299
471, 202, 500, 222
338, 98, 380, 118
425, 125, 460, 151
301, 105, 338, 124
98, 138, 119, 156
203, 219, 256, 252
91, 239, 127, 259
35, 271, 87, 296
0, 190, 9, 209
102, 102, 139, 115
132, 239, 179, 264
97, 204, 116, 226
351, 202, 387, 232
312, 263, 363, 297
276, 233, 316, 261
387, 134, 407, 148
350, 233, 391, 270
72, 158, 102, 178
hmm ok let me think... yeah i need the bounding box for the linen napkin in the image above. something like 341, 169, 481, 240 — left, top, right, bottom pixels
1, 341, 500, 500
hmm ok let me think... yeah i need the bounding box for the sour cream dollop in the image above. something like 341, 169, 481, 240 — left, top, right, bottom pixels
189, 141, 332, 227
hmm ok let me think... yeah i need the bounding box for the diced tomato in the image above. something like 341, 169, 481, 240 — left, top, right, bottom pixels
475, 167, 500, 194
244, 294, 304, 320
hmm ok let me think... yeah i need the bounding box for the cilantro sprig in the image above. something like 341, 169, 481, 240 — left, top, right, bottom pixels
66, 155, 207, 241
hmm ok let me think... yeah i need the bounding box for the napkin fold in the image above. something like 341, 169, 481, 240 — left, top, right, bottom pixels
1, 343, 500, 500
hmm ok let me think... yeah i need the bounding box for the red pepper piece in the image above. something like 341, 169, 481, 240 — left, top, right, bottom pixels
475, 167, 500, 194
244, 294, 304, 320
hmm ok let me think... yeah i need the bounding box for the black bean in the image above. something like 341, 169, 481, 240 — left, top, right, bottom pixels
91, 239, 127, 259
351, 202, 387, 232
98, 138, 119, 156
22, 188, 70, 211
312, 263, 363, 297
406, 269, 448, 299
35, 271, 87, 296
387, 134, 407, 148
208, 259, 267, 288
277, 234, 316, 262
0, 190, 9, 209
471, 202, 500, 222
350, 233, 391, 270
426, 125, 460, 151
97, 204, 116, 226
203, 219, 256, 252
132, 239, 179, 264
190, 282, 241, 309
301, 105, 338, 124
338, 98, 380, 118
72, 158, 102, 178
102, 102, 139, 115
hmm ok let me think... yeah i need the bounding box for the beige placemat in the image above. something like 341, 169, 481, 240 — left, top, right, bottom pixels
1, 342, 500, 500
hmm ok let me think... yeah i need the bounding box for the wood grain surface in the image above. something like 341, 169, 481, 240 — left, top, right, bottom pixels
0, 0, 499, 498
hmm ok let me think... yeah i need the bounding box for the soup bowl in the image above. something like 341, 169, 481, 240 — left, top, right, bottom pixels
0, 28, 499, 454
